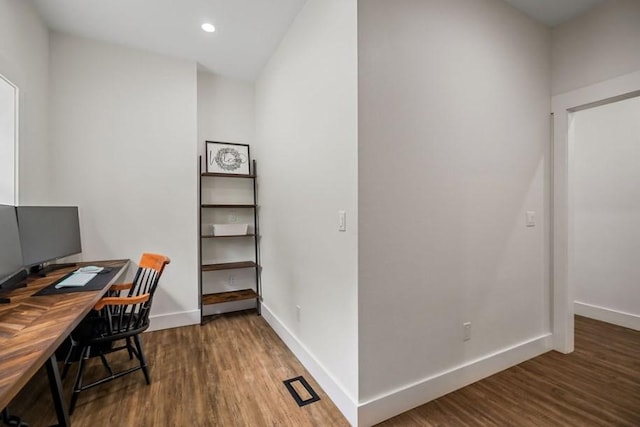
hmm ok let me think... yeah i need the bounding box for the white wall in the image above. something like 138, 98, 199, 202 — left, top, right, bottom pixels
573, 95, 640, 330
0, 0, 50, 204
358, 0, 551, 423
197, 70, 254, 157
49, 33, 199, 330
552, 0, 640, 95
254, 0, 359, 420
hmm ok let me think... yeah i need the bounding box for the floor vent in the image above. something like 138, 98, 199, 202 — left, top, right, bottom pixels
283, 376, 321, 407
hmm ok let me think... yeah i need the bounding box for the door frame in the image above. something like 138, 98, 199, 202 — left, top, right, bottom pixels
551, 70, 640, 353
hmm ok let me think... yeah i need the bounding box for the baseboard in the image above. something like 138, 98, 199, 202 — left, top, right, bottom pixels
261, 303, 358, 426
575, 301, 640, 331
357, 333, 552, 427
148, 309, 200, 332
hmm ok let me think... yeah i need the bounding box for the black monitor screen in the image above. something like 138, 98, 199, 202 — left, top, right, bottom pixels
0, 204, 23, 282
16, 206, 82, 267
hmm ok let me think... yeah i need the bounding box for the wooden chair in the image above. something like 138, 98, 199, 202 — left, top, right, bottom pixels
64, 253, 170, 414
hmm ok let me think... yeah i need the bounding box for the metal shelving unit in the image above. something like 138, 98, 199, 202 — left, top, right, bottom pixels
198, 154, 260, 324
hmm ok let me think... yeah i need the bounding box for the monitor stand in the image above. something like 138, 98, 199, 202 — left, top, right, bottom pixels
32, 263, 78, 277
0, 270, 28, 304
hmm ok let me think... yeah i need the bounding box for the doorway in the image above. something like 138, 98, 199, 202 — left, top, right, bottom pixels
0, 73, 18, 205
551, 70, 640, 353
571, 96, 640, 331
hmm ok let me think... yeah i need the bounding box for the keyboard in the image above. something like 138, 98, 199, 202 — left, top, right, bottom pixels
55, 272, 97, 289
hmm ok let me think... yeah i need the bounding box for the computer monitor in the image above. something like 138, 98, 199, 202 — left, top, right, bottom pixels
0, 204, 26, 299
16, 206, 82, 273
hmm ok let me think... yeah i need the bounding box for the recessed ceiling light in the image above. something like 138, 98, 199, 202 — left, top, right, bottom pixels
201, 23, 216, 33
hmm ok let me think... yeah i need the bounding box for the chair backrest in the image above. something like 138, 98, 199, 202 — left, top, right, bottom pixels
127, 253, 171, 299
104, 253, 170, 336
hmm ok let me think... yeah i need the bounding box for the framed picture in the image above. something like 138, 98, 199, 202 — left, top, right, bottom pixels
206, 141, 251, 175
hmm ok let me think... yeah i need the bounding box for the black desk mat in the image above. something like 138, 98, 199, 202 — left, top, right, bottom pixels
32, 268, 119, 296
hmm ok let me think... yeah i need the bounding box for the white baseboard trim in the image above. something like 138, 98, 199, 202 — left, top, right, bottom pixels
261, 303, 358, 426
148, 309, 200, 332
357, 333, 552, 427
575, 301, 640, 331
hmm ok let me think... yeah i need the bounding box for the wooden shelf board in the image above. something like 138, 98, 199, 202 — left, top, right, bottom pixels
202, 289, 257, 305
201, 234, 256, 239
201, 261, 258, 271
202, 172, 255, 179
201, 204, 256, 208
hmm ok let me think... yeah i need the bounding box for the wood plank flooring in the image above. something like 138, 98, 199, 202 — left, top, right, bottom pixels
6, 314, 640, 426
7, 311, 348, 427
379, 316, 640, 426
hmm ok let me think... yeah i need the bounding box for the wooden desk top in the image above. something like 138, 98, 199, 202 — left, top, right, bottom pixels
0, 259, 129, 410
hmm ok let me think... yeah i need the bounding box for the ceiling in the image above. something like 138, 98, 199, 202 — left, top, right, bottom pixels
33, 0, 307, 82
504, 0, 607, 26
33, 0, 607, 82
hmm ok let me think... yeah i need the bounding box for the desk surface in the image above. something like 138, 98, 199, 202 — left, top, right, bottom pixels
0, 259, 129, 410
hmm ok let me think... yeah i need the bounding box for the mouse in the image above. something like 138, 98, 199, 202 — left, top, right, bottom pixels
77, 266, 103, 273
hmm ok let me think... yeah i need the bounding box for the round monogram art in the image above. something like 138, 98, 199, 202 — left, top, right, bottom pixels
214, 148, 247, 172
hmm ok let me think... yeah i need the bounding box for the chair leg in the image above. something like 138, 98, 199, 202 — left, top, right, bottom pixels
99, 354, 113, 377
61, 342, 77, 380
70, 346, 90, 415
61, 360, 72, 381
133, 335, 151, 385
126, 337, 134, 360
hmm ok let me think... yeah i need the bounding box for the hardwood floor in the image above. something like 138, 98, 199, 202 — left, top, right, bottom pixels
379, 316, 640, 426
8, 311, 348, 427
7, 315, 640, 426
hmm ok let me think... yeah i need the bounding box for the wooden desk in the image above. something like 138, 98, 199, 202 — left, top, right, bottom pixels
0, 259, 129, 426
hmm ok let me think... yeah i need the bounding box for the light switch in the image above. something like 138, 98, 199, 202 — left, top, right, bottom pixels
338, 210, 346, 232
526, 211, 536, 227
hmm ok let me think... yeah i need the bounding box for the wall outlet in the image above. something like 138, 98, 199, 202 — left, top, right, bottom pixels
526, 211, 536, 227
229, 211, 237, 223
229, 275, 235, 286
463, 322, 471, 341
296, 305, 301, 322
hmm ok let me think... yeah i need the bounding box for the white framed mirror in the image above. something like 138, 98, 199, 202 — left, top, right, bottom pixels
0, 73, 18, 205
